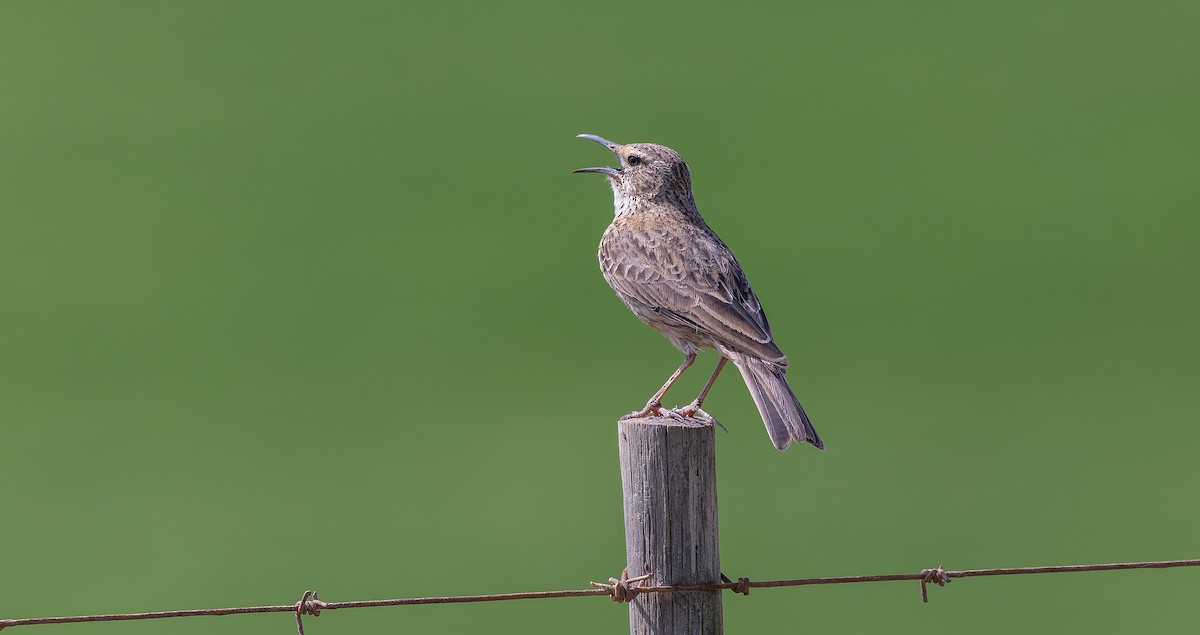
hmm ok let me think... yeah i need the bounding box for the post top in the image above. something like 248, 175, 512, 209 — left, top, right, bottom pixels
618, 415, 713, 430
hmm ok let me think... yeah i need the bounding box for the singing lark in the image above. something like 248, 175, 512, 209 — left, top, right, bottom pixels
574, 134, 823, 451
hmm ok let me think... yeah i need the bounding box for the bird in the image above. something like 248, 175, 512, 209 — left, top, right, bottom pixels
573, 133, 823, 451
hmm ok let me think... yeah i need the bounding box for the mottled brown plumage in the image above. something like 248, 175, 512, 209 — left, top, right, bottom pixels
574, 134, 823, 451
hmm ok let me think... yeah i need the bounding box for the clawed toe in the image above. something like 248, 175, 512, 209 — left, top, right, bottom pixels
671, 404, 728, 432
621, 395, 726, 432
622, 402, 674, 420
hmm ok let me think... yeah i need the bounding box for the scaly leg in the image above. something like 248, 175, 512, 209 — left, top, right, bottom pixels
623, 353, 696, 419
674, 357, 729, 430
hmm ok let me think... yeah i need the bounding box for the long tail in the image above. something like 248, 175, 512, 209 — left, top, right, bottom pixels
732, 356, 824, 451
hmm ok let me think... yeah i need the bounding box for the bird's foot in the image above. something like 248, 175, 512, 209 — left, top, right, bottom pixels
622, 401, 684, 421
671, 402, 729, 432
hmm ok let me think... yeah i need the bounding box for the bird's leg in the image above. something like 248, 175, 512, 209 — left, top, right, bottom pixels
623, 353, 696, 419
674, 357, 729, 430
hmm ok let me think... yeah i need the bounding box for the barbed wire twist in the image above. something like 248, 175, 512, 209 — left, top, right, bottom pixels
294, 590, 325, 635
590, 568, 654, 603
721, 573, 752, 595
918, 566, 950, 603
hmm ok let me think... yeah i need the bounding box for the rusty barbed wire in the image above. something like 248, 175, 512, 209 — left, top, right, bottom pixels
294, 590, 324, 635
590, 568, 654, 603
0, 559, 1197, 633
721, 573, 752, 596
919, 566, 951, 603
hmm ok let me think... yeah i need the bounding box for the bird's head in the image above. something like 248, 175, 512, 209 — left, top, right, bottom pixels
573, 134, 694, 212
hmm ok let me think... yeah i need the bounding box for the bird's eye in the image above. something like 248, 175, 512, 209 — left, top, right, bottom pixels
626, 155, 642, 166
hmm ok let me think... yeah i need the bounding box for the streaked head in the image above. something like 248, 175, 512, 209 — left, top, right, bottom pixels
572, 134, 694, 208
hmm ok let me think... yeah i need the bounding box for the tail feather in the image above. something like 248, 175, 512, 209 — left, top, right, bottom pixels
733, 356, 823, 451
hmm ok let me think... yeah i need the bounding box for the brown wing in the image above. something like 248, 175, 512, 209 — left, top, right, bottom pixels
599, 220, 787, 365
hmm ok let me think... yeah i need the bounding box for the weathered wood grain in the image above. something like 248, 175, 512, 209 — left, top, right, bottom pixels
618, 416, 722, 634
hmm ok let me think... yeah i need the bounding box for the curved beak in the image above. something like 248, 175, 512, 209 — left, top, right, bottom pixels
573, 133, 622, 176
571, 166, 620, 176
576, 133, 621, 151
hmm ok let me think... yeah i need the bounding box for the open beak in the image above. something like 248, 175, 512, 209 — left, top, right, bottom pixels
571, 166, 620, 176
572, 133, 622, 176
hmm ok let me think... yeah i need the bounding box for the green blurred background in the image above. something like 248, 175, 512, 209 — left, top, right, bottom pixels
2, 1, 1198, 632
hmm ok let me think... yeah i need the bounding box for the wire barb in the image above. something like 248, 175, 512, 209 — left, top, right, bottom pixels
919, 566, 951, 603
721, 573, 751, 595
294, 590, 325, 635
590, 568, 653, 603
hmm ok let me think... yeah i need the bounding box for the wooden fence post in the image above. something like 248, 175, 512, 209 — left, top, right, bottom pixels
618, 416, 722, 634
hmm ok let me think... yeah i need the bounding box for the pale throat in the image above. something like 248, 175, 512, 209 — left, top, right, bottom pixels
612, 195, 638, 217
609, 187, 698, 220
609, 181, 637, 217
609, 181, 671, 217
